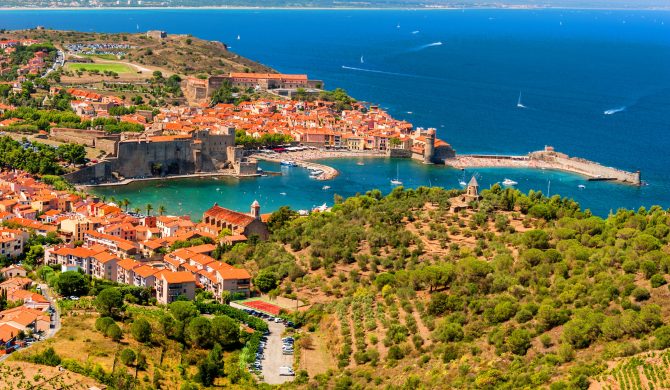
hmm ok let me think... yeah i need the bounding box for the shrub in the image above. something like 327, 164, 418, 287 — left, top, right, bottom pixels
631, 287, 651, 302
106, 323, 123, 341
95, 317, 115, 333
507, 328, 532, 355
131, 318, 152, 343
650, 274, 666, 288
120, 348, 136, 366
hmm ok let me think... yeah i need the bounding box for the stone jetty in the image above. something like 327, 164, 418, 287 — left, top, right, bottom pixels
445, 146, 641, 186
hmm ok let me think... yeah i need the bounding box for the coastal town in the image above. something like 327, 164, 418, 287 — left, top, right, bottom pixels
0, 4, 668, 389
0, 167, 270, 332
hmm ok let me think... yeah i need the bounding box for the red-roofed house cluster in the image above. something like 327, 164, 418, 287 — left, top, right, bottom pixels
150, 99, 454, 163
1, 169, 263, 305
0, 264, 52, 354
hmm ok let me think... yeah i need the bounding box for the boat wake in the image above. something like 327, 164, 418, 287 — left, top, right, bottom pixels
409, 41, 443, 52
604, 106, 626, 115
341, 65, 419, 78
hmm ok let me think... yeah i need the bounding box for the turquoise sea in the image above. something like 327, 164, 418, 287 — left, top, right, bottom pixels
1, 9, 669, 216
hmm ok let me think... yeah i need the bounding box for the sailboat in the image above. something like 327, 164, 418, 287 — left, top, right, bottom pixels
517, 92, 527, 109
391, 165, 403, 186
360, 55, 364, 64
237, 34, 241, 40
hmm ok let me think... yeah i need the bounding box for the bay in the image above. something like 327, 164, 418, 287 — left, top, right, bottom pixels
2, 9, 669, 216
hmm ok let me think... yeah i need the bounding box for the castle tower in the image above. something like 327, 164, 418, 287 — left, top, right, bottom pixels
465, 176, 481, 202
250, 200, 261, 220
423, 128, 435, 164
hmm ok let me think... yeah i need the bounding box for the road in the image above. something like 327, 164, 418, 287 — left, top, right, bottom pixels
0, 284, 61, 364
261, 320, 294, 385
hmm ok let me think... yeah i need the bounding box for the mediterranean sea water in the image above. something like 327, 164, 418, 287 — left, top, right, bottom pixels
1, 9, 669, 217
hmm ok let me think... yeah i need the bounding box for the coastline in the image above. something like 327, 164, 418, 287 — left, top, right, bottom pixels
79, 147, 641, 189
76, 170, 258, 189
1, 6, 669, 11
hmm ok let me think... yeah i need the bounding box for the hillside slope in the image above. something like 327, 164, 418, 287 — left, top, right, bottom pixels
225, 185, 670, 389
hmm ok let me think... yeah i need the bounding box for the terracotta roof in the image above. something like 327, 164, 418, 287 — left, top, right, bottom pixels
133, 265, 159, 278
159, 271, 196, 284
217, 267, 251, 280
0, 323, 18, 342
203, 205, 255, 227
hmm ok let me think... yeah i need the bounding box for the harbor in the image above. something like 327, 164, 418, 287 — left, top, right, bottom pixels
251, 146, 641, 186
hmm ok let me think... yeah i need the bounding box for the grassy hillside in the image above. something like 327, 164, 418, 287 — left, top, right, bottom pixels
1, 29, 274, 77
223, 185, 670, 389
5, 184, 670, 389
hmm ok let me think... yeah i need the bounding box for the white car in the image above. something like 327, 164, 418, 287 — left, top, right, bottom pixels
279, 366, 295, 376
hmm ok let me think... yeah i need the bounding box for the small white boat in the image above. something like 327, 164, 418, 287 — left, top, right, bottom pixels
237, 34, 241, 40
391, 165, 403, 186
280, 192, 287, 196
360, 55, 364, 64
322, 185, 331, 190
578, 184, 586, 189
356, 162, 365, 166
459, 180, 467, 187
280, 160, 298, 167
502, 178, 518, 186
517, 92, 527, 109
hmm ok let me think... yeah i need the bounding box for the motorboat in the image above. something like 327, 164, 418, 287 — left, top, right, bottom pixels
502, 178, 518, 186
322, 185, 331, 190
280, 160, 298, 167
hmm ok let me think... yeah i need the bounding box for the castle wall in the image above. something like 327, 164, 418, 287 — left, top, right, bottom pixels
50, 128, 119, 156
114, 139, 196, 178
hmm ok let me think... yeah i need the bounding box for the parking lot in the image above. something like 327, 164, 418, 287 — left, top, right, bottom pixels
231, 302, 296, 384
261, 320, 295, 384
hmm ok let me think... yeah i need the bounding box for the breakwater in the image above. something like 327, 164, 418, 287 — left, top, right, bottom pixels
445, 148, 641, 186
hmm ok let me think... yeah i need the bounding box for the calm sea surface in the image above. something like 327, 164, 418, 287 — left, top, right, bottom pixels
2, 9, 669, 216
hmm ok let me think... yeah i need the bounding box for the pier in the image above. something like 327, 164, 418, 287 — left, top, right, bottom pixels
445, 147, 641, 186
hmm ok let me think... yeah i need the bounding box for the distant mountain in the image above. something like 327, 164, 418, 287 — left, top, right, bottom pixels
1, 0, 668, 10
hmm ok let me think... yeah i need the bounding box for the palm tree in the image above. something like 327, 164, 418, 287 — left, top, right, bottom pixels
146, 203, 153, 216
132, 207, 141, 214
158, 205, 166, 216
121, 198, 130, 212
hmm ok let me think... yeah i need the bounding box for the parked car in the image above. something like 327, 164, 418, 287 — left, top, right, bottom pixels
279, 366, 295, 376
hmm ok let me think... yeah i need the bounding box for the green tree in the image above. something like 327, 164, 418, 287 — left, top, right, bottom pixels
106, 323, 123, 341
254, 270, 278, 293
186, 317, 212, 348
131, 318, 152, 343
169, 301, 199, 322
55, 271, 88, 297
211, 315, 240, 348
95, 288, 124, 318
120, 348, 136, 366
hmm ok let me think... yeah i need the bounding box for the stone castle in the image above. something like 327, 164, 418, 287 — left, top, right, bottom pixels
63, 127, 257, 184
